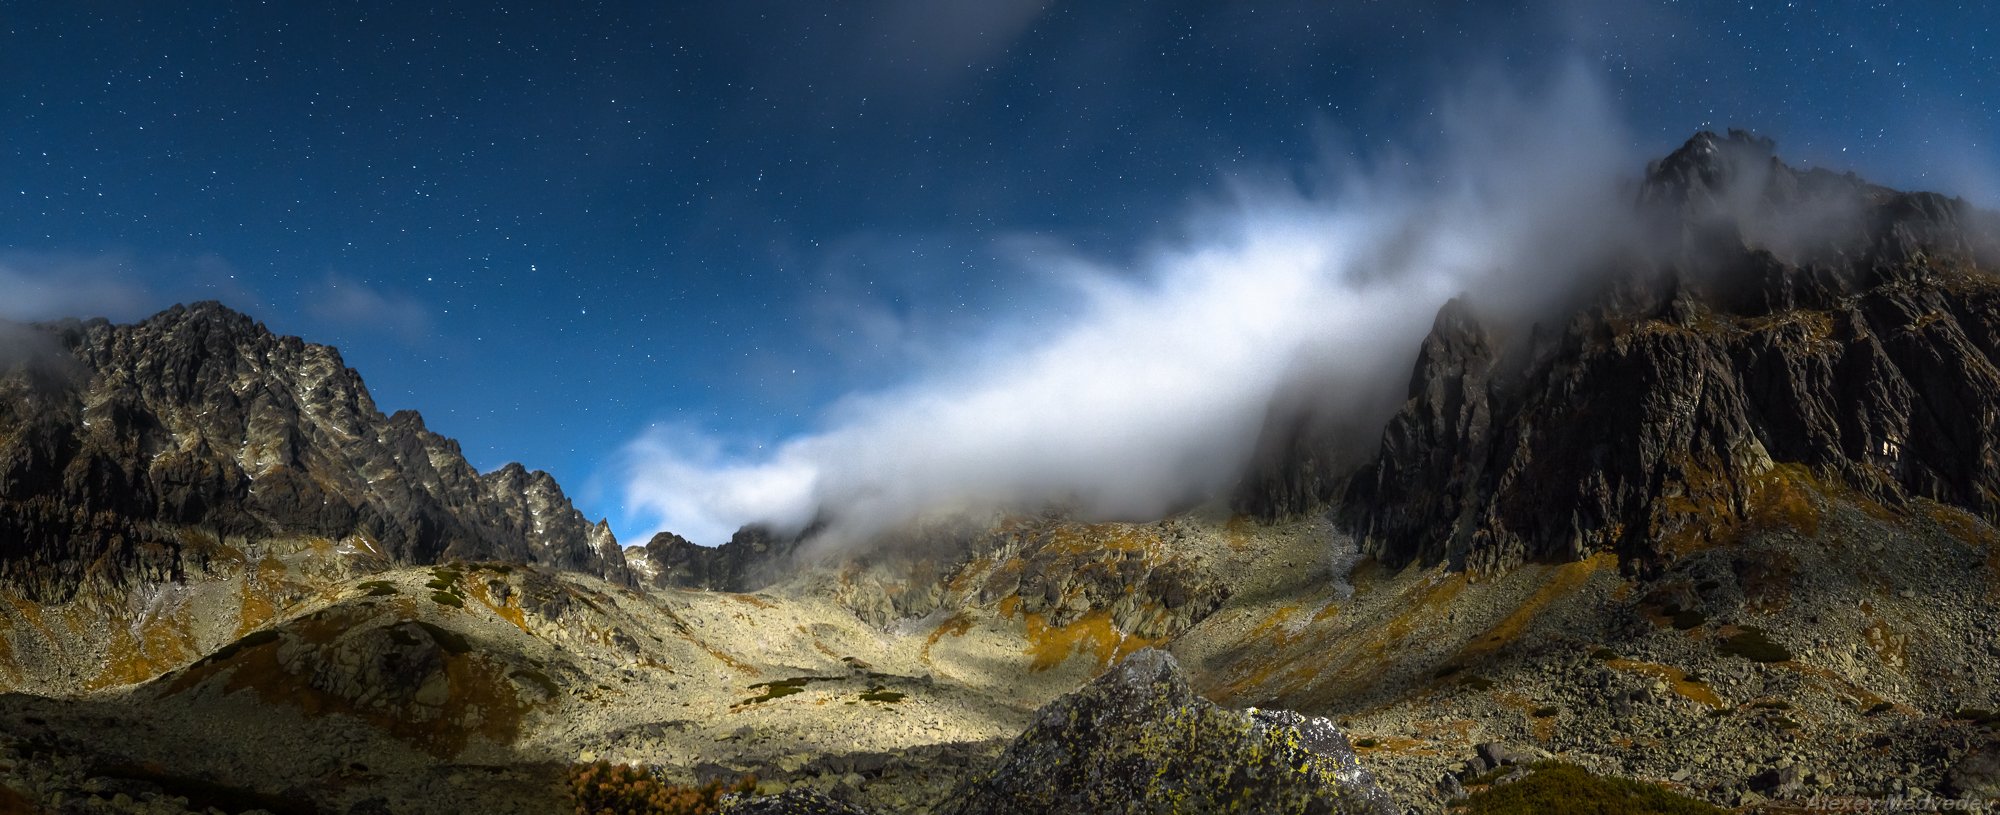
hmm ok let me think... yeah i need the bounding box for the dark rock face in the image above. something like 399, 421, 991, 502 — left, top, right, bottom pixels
1332, 300, 1498, 566
1323, 131, 2000, 571
0, 302, 629, 598
944, 648, 1395, 815
634, 524, 799, 592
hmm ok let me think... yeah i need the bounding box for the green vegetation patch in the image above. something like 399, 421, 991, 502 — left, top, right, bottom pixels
1951, 708, 2000, 725
859, 685, 906, 704
510, 668, 559, 697
431, 590, 465, 608
426, 567, 467, 596
734, 675, 837, 707
1718, 627, 1793, 662
357, 580, 398, 597
412, 620, 472, 655
1669, 609, 1708, 630
191, 628, 281, 669
1460, 762, 1729, 815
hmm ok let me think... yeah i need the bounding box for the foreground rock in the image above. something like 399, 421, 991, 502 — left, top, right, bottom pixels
943, 648, 1394, 815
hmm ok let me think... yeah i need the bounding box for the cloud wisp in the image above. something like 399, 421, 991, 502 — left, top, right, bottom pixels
0, 254, 155, 324
304, 273, 435, 343
620, 64, 1641, 548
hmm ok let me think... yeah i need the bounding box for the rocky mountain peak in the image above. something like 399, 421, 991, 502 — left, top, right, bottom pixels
1640, 128, 1780, 211
1245, 133, 2000, 574
0, 302, 630, 599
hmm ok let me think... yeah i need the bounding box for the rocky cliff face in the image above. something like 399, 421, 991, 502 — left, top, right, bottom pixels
1330, 131, 2000, 571
0, 301, 629, 599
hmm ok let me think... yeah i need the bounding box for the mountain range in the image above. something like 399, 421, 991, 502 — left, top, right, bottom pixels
2, 131, 1998, 813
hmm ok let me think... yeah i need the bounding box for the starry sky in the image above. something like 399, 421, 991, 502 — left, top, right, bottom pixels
4, 1, 1997, 543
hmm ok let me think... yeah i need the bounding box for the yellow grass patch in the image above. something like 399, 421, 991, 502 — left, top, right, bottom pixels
1653, 460, 1860, 560
1495, 691, 1559, 742
1604, 659, 1724, 708
1020, 608, 1154, 672
1859, 603, 1907, 670
1223, 515, 1255, 552
1781, 661, 1888, 710
89, 611, 198, 691
0, 622, 17, 686
1454, 554, 1611, 665
1351, 735, 1428, 754
1382, 571, 1470, 646
459, 572, 532, 634
730, 593, 777, 610
1412, 717, 1476, 745
3, 596, 55, 645
921, 612, 975, 664
235, 557, 289, 638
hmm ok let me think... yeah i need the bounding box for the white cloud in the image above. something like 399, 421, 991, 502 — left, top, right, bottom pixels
619, 62, 1639, 547
0, 254, 154, 323
304, 273, 433, 342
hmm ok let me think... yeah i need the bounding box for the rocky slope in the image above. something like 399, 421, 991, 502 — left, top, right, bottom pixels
0, 301, 629, 602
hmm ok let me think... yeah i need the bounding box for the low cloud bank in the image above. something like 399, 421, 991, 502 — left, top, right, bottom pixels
621, 64, 1643, 548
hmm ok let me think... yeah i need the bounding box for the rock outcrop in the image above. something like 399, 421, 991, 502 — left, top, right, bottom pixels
944, 648, 1395, 815
632, 524, 800, 592
0, 302, 629, 599
1259, 130, 2000, 571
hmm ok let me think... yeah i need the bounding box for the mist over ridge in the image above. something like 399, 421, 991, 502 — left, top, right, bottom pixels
618, 63, 1679, 548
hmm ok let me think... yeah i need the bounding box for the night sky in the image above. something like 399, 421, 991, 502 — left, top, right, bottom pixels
5, 2, 1997, 543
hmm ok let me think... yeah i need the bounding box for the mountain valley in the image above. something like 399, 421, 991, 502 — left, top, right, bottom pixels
4, 133, 2000, 814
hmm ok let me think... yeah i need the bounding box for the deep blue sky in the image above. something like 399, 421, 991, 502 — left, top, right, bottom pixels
4, 1, 1996, 541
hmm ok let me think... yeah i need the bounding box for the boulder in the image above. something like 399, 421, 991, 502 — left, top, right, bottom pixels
945, 648, 1395, 815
